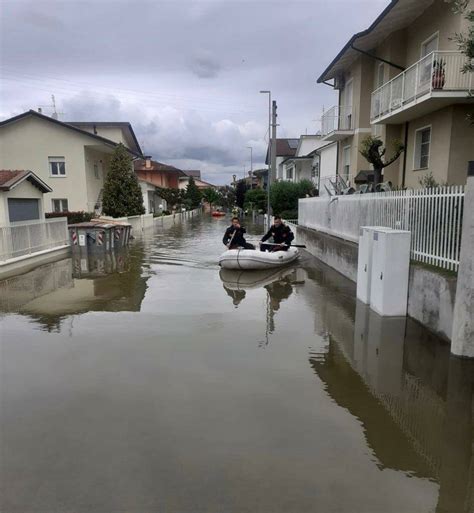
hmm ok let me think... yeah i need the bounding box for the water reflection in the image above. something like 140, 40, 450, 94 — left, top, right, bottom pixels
220, 267, 305, 344
309, 297, 474, 513
0, 247, 149, 331
0, 217, 472, 512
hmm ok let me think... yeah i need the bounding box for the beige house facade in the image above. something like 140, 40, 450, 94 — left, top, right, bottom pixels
0, 111, 143, 213
319, 0, 474, 188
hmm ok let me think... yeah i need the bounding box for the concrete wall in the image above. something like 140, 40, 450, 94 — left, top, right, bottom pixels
296, 224, 457, 341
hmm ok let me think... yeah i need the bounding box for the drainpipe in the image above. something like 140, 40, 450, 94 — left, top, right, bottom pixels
401, 122, 409, 188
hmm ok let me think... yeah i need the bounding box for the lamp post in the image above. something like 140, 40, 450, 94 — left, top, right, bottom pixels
260, 90, 271, 229
247, 146, 253, 189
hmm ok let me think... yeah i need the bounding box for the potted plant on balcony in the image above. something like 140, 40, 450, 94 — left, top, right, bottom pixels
432, 58, 446, 90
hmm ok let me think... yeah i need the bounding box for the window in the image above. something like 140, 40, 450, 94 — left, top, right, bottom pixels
420, 33, 439, 85
49, 156, 66, 176
93, 163, 99, 179
421, 33, 439, 58
52, 199, 69, 212
312, 160, 320, 180
342, 146, 351, 178
414, 126, 431, 169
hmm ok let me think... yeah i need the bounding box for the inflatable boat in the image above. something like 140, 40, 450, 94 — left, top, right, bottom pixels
218, 247, 299, 270
211, 211, 226, 217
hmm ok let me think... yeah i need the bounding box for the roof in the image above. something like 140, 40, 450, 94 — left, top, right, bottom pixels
66, 121, 142, 155
0, 110, 144, 158
265, 138, 300, 164
184, 170, 201, 179
134, 159, 186, 176
307, 141, 338, 157
317, 0, 434, 83
0, 169, 52, 193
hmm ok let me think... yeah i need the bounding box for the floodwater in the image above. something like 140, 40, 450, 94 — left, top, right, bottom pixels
0, 216, 473, 513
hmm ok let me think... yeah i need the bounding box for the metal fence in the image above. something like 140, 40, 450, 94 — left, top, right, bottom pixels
321, 105, 354, 137
299, 186, 465, 271
0, 217, 69, 262
371, 51, 473, 122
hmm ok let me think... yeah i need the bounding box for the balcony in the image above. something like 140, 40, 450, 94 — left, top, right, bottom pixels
371, 51, 473, 124
321, 105, 354, 141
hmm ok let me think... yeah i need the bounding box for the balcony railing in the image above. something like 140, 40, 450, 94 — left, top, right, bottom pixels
371, 51, 473, 122
321, 105, 354, 137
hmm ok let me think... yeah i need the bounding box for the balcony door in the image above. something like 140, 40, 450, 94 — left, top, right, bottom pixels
420, 33, 439, 90
342, 79, 353, 130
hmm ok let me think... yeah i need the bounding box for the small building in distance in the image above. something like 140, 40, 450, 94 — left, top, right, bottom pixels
0, 170, 52, 224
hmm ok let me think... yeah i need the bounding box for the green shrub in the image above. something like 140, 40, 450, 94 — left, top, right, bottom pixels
45, 211, 94, 224
279, 210, 298, 220
270, 180, 316, 215
244, 188, 267, 212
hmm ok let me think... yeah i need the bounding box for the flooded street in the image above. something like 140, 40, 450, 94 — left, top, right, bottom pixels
1, 216, 473, 513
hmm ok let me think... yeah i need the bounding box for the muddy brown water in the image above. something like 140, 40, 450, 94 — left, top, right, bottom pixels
0, 216, 472, 513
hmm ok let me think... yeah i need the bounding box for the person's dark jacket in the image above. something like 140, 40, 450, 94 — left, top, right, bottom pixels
223, 225, 248, 247
261, 223, 295, 246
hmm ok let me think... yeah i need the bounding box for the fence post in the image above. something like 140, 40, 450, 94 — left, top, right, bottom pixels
451, 162, 474, 357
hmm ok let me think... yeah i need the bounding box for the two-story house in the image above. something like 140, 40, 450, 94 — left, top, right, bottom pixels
318, 0, 474, 188
0, 110, 143, 213
280, 135, 327, 183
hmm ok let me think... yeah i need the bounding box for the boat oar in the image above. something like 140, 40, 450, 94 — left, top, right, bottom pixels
251, 241, 307, 249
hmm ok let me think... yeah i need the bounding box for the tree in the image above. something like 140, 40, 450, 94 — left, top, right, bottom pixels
360, 136, 405, 186
452, 0, 474, 124
202, 188, 221, 210
219, 186, 236, 209
235, 181, 248, 209
102, 143, 145, 217
244, 188, 267, 212
185, 176, 202, 209
157, 187, 182, 210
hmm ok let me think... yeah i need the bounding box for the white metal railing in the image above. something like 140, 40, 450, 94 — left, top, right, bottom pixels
299, 186, 465, 271
0, 217, 69, 263
371, 51, 473, 122
321, 105, 354, 137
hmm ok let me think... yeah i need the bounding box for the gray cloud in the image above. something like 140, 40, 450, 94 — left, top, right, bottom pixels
0, 0, 389, 184
190, 52, 222, 78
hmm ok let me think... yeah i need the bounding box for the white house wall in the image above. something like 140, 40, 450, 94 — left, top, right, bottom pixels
0, 116, 115, 212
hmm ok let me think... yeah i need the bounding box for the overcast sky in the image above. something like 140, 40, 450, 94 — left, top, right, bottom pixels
0, 0, 388, 184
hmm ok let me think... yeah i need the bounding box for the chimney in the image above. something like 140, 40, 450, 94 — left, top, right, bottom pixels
38, 107, 42, 113
145, 157, 152, 169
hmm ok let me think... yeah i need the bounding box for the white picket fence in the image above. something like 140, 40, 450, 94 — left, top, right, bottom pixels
299, 186, 465, 271
0, 217, 69, 262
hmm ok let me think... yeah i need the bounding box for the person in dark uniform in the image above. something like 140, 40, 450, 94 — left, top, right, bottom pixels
223, 217, 255, 250
260, 216, 294, 252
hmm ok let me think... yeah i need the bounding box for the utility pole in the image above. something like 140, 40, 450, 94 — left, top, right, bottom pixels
260, 90, 272, 229
269, 100, 277, 229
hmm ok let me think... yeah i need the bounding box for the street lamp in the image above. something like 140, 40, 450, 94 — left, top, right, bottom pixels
246, 146, 253, 189
260, 90, 272, 229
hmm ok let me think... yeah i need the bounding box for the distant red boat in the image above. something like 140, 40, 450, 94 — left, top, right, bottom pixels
211, 211, 226, 217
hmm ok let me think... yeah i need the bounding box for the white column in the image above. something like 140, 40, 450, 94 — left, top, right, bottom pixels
451, 162, 474, 357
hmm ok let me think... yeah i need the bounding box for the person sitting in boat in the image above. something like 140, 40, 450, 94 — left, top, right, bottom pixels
223, 217, 255, 250
260, 216, 294, 252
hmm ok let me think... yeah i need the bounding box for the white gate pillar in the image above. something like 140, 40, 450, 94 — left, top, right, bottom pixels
451, 162, 474, 357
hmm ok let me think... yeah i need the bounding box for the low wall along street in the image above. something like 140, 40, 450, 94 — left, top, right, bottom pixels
0, 209, 202, 280
289, 221, 457, 342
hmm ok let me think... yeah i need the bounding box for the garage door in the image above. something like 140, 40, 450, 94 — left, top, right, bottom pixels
8, 198, 40, 222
